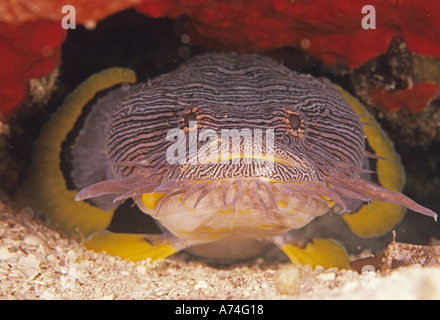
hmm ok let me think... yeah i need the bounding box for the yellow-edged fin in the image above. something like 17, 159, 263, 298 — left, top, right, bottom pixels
30, 68, 137, 237
334, 85, 406, 237
280, 238, 349, 269
83, 231, 178, 262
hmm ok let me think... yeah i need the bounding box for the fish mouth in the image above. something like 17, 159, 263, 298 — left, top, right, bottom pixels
142, 151, 339, 216
75, 151, 343, 215
162, 152, 323, 184
132, 178, 343, 217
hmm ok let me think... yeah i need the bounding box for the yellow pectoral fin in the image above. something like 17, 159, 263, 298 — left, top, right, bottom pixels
334, 85, 406, 237
30, 134, 114, 236
342, 202, 405, 238
83, 231, 178, 262
30, 68, 136, 237
281, 238, 349, 269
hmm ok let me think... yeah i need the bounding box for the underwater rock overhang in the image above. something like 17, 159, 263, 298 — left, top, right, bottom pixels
1, 0, 440, 120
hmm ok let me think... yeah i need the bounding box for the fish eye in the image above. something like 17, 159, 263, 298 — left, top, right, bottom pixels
184, 111, 197, 127
283, 109, 306, 138
288, 113, 301, 131
180, 107, 201, 131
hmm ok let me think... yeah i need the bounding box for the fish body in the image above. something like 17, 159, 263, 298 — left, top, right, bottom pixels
31, 53, 437, 268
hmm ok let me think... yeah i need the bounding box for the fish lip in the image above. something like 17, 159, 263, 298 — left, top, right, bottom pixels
162, 152, 323, 184
196, 154, 296, 167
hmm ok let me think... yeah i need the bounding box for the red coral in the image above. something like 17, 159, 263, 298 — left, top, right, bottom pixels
0, 20, 66, 121
0, 0, 145, 24
136, 0, 440, 68
369, 82, 439, 113
1, 0, 440, 120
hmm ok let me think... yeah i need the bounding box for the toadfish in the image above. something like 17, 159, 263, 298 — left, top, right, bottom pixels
30, 53, 437, 268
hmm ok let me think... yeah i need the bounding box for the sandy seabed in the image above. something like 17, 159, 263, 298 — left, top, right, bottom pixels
1, 200, 440, 300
